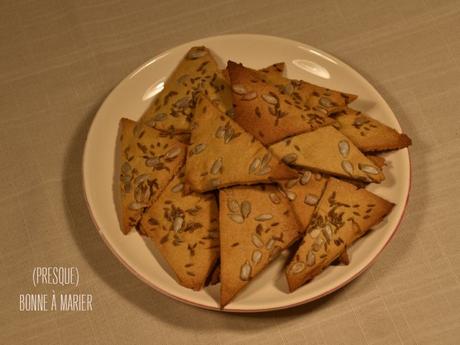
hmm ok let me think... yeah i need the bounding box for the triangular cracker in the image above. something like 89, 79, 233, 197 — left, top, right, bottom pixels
184, 96, 297, 192
278, 171, 328, 229
139, 170, 219, 290
139, 46, 232, 133
269, 126, 385, 183
219, 62, 285, 116
256, 64, 357, 114
219, 185, 302, 307
119, 118, 186, 234
286, 178, 394, 291
334, 108, 412, 152
227, 61, 334, 145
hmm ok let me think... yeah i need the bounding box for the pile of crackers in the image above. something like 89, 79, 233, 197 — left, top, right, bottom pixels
117, 46, 411, 307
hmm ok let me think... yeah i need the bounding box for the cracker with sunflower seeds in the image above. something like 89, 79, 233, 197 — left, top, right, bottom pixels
140, 169, 219, 291
118, 118, 187, 234
285, 178, 394, 291
257, 63, 357, 115
227, 61, 334, 145
219, 62, 286, 112
333, 108, 412, 152
184, 95, 297, 192
139, 46, 233, 133
219, 185, 302, 307
278, 171, 329, 229
270, 126, 385, 183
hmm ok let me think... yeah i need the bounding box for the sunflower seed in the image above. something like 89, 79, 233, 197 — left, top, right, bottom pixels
251, 233, 264, 248
191, 143, 206, 154
211, 157, 223, 175
229, 213, 244, 224
286, 191, 297, 201
269, 193, 281, 204
241, 201, 251, 219
227, 199, 240, 213
300, 171, 312, 185
315, 237, 324, 246
252, 250, 262, 264
255, 166, 271, 175
323, 224, 332, 242
255, 214, 273, 221
266, 238, 275, 250
242, 91, 257, 100
121, 174, 131, 183
286, 179, 298, 189
210, 177, 220, 187
332, 121, 342, 129
319, 97, 333, 107
177, 74, 190, 84
146, 157, 160, 167
143, 188, 151, 202
310, 228, 321, 238
304, 194, 319, 206
134, 174, 149, 185
215, 126, 226, 138
290, 262, 305, 274
173, 217, 184, 232
240, 261, 251, 281
232, 84, 247, 95
358, 163, 379, 175
306, 250, 316, 266
312, 243, 321, 252
224, 127, 234, 144
338, 140, 350, 158
166, 147, 182, 159
226, 108, 235, 118
353, 117, 365, 126
128, 202, 147, 210
262, 94, 278, 105
280, 83, 294, 95
153, 112, 167, 121
171, 183, 184, 193
316, 107, 328, 115
175, 97, 190, 108
134, 187, 143, 202
261, 152, 272, 167
187, 47, 207, 59
121, 162, 132, 174
341, 160, 354, 176
249, 157, 261, 174
123, 182, 131, 193
282, 153, 298, 165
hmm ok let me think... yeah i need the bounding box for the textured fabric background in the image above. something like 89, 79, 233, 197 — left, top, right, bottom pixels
1, 0, 460, 344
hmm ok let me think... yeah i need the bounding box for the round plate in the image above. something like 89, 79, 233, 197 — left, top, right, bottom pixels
83, 34, 410, 312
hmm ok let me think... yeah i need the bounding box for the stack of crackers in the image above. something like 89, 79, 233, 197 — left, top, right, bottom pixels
117, 46, 411, 307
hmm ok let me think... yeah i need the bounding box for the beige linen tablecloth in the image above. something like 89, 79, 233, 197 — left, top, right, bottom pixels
1, 0, 460, 344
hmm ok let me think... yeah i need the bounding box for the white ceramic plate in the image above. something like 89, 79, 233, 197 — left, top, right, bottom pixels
83, 34, 410, 312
